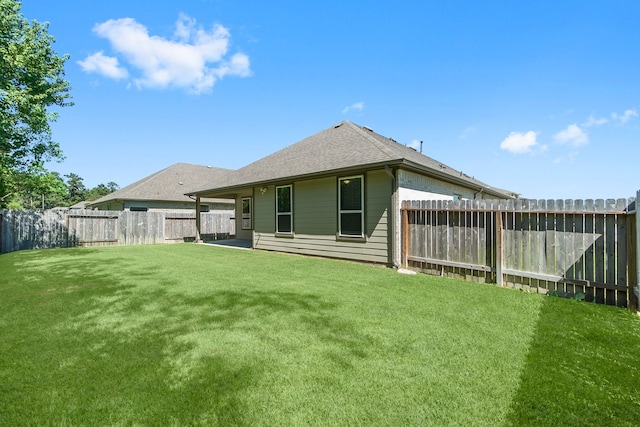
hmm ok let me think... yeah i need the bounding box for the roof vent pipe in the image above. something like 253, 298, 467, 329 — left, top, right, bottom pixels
420, 141, 423, 153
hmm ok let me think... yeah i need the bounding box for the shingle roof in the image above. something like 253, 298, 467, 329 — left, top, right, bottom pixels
88, 163, 234, 207
190, 121, 516, 198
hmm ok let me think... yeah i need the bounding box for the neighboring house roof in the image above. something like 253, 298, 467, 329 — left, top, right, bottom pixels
88, 163, 234, 207
190, 121, 516, 198
69, 201, 91, 209
51, 201, 90, 210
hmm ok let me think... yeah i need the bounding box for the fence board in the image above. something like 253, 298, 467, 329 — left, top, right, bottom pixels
594, 200, 606, 304
1, 209, 235, 253
402, 196, 637, 309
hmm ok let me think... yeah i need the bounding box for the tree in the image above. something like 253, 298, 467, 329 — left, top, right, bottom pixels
64, 172, 86, 204
8, 162, 67, 209
0, 0, 73, 207
85, 182, 119, 201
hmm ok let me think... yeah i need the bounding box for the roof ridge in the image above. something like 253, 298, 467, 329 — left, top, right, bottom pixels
343, 121, 399, 161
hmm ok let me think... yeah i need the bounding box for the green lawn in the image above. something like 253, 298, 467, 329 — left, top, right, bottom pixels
1, 244, 639, 426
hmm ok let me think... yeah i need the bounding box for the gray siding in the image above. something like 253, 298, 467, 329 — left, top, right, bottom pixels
254, 186, 275, 233
253, 170, 392, 264
295, 177, 336, 234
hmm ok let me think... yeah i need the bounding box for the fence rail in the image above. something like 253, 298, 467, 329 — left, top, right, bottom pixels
0, 209, 235, 253
401, 197, 639, 311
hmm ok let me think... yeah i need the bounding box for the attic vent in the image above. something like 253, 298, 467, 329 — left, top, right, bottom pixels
334, 123, 343, 128
178, 181, 184, 185
363, 126, 374, 132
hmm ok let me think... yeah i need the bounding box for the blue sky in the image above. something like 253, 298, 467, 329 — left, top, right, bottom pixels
21, 0, 640, 200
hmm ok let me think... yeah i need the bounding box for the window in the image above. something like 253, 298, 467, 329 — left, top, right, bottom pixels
129, 206, 148, 212
338, 176, 364, 237
241, 197, 252, 230
199, 205, 210, 212
276, 185, 293, 234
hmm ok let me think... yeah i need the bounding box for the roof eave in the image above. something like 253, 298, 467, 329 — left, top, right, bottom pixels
189, 158, 517, 200
88, 196, 232, 207
187, 160, 411, 198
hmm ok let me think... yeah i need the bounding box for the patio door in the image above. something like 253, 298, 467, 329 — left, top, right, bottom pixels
241, 197, 252, 230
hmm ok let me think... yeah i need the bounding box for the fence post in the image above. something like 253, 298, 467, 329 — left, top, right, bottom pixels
634, 190, 640, 312
495, 210, 504, 286
628, 209, 638, 312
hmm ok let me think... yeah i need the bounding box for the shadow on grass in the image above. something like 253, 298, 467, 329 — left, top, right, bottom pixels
504, 297, 640, 426
9, 247, 129, 285
56, 285, 371, 425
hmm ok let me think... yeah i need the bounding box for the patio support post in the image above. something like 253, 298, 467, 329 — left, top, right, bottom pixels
195, 196, 202, 243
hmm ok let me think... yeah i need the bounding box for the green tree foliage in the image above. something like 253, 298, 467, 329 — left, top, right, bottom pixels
5, 169, 119, 209
7, 163, 67, 209
64, 172, 86, 204
0, 0, 73, 207
85, 182, 119, 202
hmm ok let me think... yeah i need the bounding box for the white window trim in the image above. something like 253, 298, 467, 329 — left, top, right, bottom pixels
241, 197, 252, 230
338, 175, 364, 238
276, 184, 293, 234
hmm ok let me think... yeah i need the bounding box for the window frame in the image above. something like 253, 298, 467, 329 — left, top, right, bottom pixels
241, 197, 252, 230
275, 184, 293, 235
338, 175, 364, 238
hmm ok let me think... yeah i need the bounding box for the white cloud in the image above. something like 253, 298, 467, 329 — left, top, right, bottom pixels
80, 14, 250, 93
77, 51, 128, 80
582, 115, 608, 127
459, 126, 476, 140
554, 124, 588, 146
611, 109, 638, 124
342, 101, 364, 114
499, 131, 539, 154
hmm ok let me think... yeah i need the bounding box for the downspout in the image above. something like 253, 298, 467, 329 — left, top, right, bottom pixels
474, 187, 485, 200
384, 165, 400, 268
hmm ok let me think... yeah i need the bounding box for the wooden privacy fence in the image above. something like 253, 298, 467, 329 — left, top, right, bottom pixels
0, 210, 235, 253
401, 197, 639, 311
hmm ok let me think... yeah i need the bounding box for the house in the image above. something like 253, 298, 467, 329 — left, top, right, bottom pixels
88, 162, 234, 212
189, 121, 516, 266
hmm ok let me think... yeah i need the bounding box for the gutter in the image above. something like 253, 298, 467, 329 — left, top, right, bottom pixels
186, 160, 407, 198
384, 165, 401, 269
188, 159, 517, 200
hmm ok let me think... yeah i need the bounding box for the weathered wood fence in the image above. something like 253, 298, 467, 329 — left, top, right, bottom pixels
0, 210, 235, 253
401, 197, 640, 311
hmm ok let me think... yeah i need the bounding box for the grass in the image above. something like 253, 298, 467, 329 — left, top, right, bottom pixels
0, 243, 639, 426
